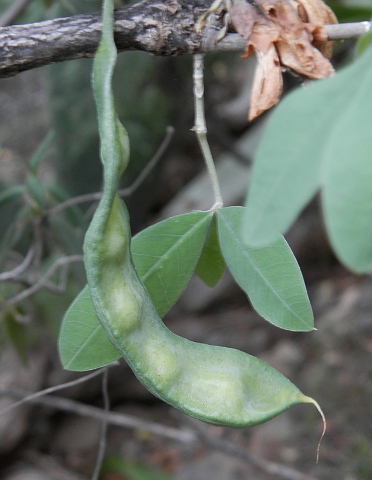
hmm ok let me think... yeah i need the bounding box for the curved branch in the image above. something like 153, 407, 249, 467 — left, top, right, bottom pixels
0, 0, 370, 78
0, 0, 209, 77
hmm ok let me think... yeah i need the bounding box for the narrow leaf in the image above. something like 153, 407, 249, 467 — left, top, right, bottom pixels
242, 52, 365, 247
59, 211, 212, 371
132, 211, 212, 317
58, 286, 120, 371
322, 46, 372, 272
0, 185, 25, 207
29, 130, 54, 173
195, 214, 226, 287
218, 206, 313, 331
101, 456, 175, 480
4, 311, 29, 365
26, 176, 45, 210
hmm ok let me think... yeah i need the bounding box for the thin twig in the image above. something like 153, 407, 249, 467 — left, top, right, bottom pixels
0, 244, 35, 281
2, 387, 196, 444
46, 126, 175, 218
2, 254, 83, 306
0, 0, 34, 27
91, 368, 110, 480
123, 125, 175, 196
326, 21, 371, 40
202, 22, 372, 52
3, 387, 320, 480
0, 365, 118, 418
47, 191, 103, 217
192, 54, 223, 209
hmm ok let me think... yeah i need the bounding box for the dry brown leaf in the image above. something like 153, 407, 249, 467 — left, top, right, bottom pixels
295, 0, 337, 57
229, 0, 337, 120
229, 2, 259, 41
276, 38, 334, 78
248, 44, 283, 121
254, 0, 334, 77
231, 1, 283, 119
296, 0, 338, 26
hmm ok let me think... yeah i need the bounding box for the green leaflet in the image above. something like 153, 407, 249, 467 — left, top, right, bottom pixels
218, 207, 313, 331
59, 211, 212, 371
58, 286, 120, 371
195, 214, 226, 287
26, 176, 45, 210
132, 211, 212, 317
242, 48, 368, 248
28, 131, 55, 174
322, 45, 372, 273
4, 310, 29, 365
59, 204, 314, 371
0, 185, 25, 207
100, 456, 175, 480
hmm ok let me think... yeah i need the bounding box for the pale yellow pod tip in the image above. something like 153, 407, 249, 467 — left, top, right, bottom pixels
302, 395, 326, 463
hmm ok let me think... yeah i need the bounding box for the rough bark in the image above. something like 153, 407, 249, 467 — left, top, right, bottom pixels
0, 0, 219, 78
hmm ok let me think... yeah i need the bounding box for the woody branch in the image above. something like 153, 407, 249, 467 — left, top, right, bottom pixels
0, 0, 370, 78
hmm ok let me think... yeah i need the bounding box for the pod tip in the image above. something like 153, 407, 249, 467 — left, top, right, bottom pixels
303, 396, 326, 463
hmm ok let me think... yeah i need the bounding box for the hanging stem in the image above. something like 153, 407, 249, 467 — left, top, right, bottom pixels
192, 54, 223, 210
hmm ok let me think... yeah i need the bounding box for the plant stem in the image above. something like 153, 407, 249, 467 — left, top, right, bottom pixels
192, 54, 223, 210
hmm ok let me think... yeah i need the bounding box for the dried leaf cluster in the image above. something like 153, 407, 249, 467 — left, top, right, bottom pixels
200, 0, 338, 121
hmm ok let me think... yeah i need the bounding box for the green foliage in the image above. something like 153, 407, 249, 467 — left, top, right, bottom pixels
2, 308, 29, 364
59, 205, 314, 371
0, 185, 26, 207
327, 1, 372, 23
195, 214, 226, 287
132, 212, 213, 317
217, 207, 313, 331
59, 211, 213, 371
0, 132, 87, 361
243, 45, 372, 273
58, 286, 119, 371
100, 456, 175, 480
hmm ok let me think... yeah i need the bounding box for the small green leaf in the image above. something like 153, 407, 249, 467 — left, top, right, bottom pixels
26, 175, 45, 210
242, 51, 367, 247
356, 29, 372, 57
0, 210, 31, 265
29, 130, 54, 173
59, 211, 212, 371
132, 211, 212, 317
322, 45, 372, 272
0, 185, 25, 207
4, 310, 28, 365
58, 286, 120, 371
217, 206, 313, 331
195, 214, 226, 287
100, 456, 175, 480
